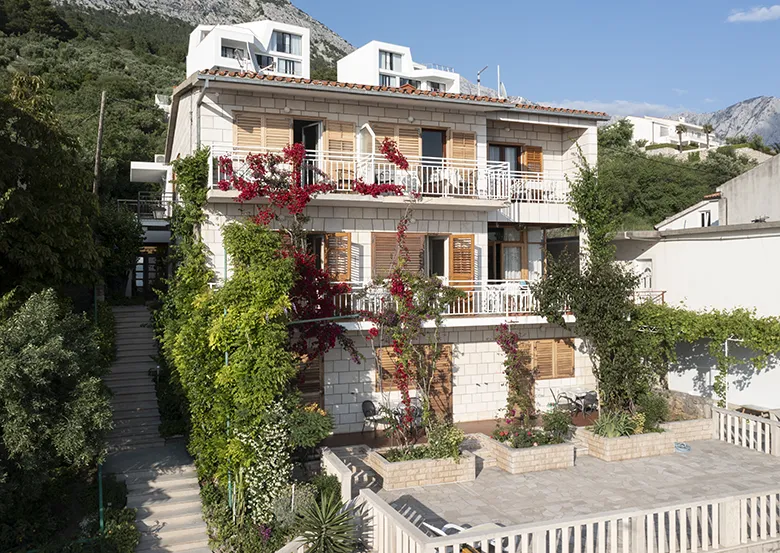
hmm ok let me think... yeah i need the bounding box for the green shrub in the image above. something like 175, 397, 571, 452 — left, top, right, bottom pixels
542, 407, 572, 443
383, 445, 432, 462
152, 356, 188, 438
311, 474, 341, 502
298, 493, 355, 553
637, 392, 669, 430
288, 404, 334, 449
426, 420, 464, 461
591, 411, 634, 437
95, 301, 116, 366
270, 482, 317, 530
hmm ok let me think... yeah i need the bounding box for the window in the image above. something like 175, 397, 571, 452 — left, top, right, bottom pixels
379, 50, 402, 71
276, 58, 302, 76
520, 339, 575, 380
272, 31, 302, 55
306, 233, 351, 281
400, 78, 421, 89
221, 45, 245, 59
379, 74, 398, 87
256, 54, 274, 69
700, 210, 712, 227
427, 236, 446, 277
488, 144, 520, 171
427, 81, 444, 92
659, 126, 669, 138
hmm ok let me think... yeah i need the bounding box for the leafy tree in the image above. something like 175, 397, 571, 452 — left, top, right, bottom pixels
702, 123, 714, 149
675, 124, 687, 152
0, 0, 74, 39
597, 118, 634, 150
0, 289, 112, 548
0, 74, 102, 295
95, 201, 144, 293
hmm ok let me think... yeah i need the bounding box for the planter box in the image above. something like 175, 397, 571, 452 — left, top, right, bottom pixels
661, 418, 712, 443
475, 433, 574, 475
365, 448, 476, 491
581, 428, 673, 462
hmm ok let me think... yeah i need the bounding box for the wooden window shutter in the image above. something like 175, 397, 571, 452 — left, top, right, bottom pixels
375, 347, 417, 392
234, 113, 264, 149
451, 131, 476, 160
372, 122, 396, 152
449, 234, 475, 284
371, 232, 398, 279
404, 233, 425, 274
397, 125, 421, 158
264, 116, 292, 150
555, 338, 575, 378
325, 233, 351, 282
535, 340, 555, 380
523, 146, 543, 173
298, 354, 324, 406
326, 121, 355, 152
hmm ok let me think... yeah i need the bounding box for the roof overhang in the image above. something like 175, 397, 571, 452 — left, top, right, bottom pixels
130, 161, 168, 183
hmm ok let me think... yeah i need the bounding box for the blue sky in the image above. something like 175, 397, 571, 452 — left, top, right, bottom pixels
295, 0, 780, 116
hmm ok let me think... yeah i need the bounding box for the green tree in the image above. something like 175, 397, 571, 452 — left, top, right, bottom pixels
675, 123, 687, 152
95, 201, 144, 293
597, 118, 634, 151
702, 123, 714, 149
0, 75, 102, 295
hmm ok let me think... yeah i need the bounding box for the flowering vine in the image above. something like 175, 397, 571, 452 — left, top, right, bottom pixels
495, 323, 536, 418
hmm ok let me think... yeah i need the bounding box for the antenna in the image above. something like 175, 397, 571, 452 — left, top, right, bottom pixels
497, 65, 501, 99
476, 65, 488, 96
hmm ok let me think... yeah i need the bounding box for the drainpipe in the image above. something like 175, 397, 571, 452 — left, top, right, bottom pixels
195, 77, 211, 149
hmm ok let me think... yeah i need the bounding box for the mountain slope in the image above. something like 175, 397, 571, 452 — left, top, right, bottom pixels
675, 96, 780, 145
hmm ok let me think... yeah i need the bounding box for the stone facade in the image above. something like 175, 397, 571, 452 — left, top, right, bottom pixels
581, 429, 675, 462
365, 449, 476, 490
475, 433, 574, 474
660, 418, 712, 443
322, 329, 596, 433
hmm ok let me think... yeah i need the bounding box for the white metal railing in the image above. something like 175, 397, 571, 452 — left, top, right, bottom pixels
713, 407, 780, 455
359, 486, 780, 553
633, 290, 666, 305
209, 146, 569, 204
334, 280, 539, 318
321, 448, 352, 504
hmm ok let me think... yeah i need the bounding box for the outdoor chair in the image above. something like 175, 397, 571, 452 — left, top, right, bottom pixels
554, 392, 579, 415
581, 391, 599, 414
361, 400, 384, 433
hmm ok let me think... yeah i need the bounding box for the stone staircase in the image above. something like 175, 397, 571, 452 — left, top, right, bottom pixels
107, 306, 164, 452
104, 306, 211, 553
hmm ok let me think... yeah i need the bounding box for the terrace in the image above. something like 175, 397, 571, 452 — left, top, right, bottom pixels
208, 146, 569, 206
310, 407, 780, 553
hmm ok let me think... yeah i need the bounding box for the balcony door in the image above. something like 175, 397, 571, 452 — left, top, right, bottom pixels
488, 225, 527, 282
294, 120, 322, 183
488, 144, 521, 172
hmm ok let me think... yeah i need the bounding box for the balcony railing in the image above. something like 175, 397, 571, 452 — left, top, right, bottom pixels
117, 192, 173, 220
209, 146, 569, 204
334, 280, 540, 318
633, 290, 665, 305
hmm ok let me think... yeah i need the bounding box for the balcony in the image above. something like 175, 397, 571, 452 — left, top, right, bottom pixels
208, 146, 569, 211
117, 192, 173, 221
333, 280, 554, 328
633, 290, 666, 305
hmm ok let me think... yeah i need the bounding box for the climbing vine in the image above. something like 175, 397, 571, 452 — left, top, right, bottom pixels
495, 323, 535, 416
635, 303, 780, 406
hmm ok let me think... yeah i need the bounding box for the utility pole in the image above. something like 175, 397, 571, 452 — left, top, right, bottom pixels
93, 90, 107, 195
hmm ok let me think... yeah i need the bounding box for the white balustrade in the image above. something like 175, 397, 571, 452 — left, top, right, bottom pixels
209, 145, 569, 205
713, 407, 780, 455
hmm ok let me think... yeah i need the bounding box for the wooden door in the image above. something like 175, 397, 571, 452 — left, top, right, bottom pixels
298, 355, 324, 407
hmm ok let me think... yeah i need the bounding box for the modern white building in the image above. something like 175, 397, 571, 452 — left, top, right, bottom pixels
625, 115, 722, 149
337, 40, 461, 93
148, 19, 613, 433
615, 163, 780, 411
185, 21, 311, 79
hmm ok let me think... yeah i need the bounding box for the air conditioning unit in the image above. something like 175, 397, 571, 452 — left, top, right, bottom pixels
154, 154, 166, 164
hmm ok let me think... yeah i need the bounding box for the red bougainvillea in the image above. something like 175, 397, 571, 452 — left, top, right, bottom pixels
380, 137, 410, 170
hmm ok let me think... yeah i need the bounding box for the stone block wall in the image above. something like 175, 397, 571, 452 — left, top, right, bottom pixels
582, 429, 674, 462
475, 433, 574, 474
365, 449, 476, 490
661, 419, 712, 443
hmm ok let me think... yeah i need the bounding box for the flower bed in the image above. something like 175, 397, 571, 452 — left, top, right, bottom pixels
580, 428, 674, 462
476, 433, 574, 475
365, 448, 476, 490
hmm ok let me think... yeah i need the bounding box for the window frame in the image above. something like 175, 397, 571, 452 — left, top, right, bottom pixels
271, 31, 303, 55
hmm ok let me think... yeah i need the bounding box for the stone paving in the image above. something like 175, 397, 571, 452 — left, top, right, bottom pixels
378, 440, 780, 529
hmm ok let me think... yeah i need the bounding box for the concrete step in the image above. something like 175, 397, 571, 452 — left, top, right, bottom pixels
128, 480, 201, 508
121, 468, 198, 490
112, 400, 159, 414
110, 383, 157, 396
137, 510, 205, 535
112, 390, 157, 402
109, 423, 161, 439
113, 407, 160, 421
108, 438, 166, 452
112, 353, 156, 364
116, 343, 157, 352
131, 494, 203, 518
137, 532, 210, 553
105, 373, 154, 385
109, 366, 156, 377
113, 413, 160, 425
116, 335, 157, 345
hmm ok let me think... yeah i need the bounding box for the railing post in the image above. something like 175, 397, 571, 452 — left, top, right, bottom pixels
771, 423, 780, 456
712, 410, 720, 440
718, 498, 741, 547
632, 514, 646, 553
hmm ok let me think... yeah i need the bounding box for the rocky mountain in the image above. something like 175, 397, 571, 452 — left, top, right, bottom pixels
674, 96, 780, 145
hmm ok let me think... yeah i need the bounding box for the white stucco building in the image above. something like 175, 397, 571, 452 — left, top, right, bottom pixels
625, 115, 722, 149
185, 21, 311, 79
150, 19, 613, 433
337, 40, 461, 93
615, 161, 780, 411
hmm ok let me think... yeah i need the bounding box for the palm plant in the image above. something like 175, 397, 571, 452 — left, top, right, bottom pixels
702, 123, 714, 149
299, 492, 355, 553
675, 124, 687, 152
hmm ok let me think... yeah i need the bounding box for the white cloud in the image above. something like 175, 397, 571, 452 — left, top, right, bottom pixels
727, 5, 780, 22
541, 99, 684, 118
704, 97, 716, 103
672, 88, 688, 96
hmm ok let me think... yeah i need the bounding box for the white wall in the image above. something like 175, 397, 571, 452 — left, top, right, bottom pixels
718, 154, 780, 225
656, 199, 719, 230
615, 226, 780, 409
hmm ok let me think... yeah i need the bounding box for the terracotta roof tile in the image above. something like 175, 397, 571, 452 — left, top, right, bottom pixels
703, 192, 722, 200
196, 69, 609, 118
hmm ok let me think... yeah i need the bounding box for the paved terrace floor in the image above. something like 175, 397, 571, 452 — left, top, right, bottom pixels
377, 440, 780, 529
